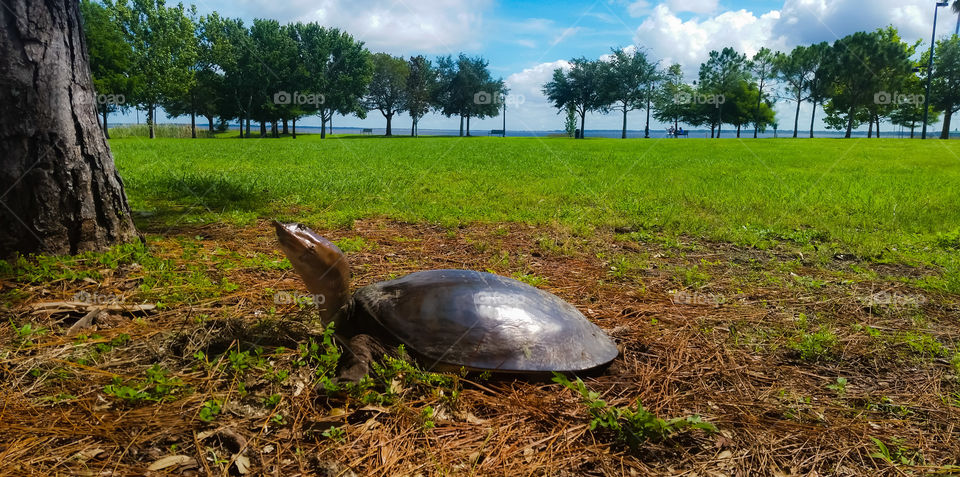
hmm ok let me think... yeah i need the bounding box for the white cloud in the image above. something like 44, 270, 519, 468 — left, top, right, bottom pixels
666, 0, 719, 15
634, 5, 784, 77
503, 60, 572, 130
230, 0, 493, 54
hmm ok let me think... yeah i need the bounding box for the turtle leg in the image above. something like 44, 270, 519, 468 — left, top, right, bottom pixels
336, 334, 390, 383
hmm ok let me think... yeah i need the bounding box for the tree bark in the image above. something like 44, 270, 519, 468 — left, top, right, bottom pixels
385, 113, 392, 136
459, 115, 464, 137
845, 106, 854, 139
271, 120, 278, 138
621, 108, 627, 139
810, 102, 817, 138
867, 118, 873, 138
792, 92, 801, 138
190, 109, 196, 139
292, 117, 296, 139
644, 94, 651, 138
206, 115, 214, 133
148, 106, 155, 138
941, 107, 953, 139
579, 112, 585, 139
0, 0, 138, 257
282, 119, 288, 135
102, 106, 110, 139
466, 114, 471, 136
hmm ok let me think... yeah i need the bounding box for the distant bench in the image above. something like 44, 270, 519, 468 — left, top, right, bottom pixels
489, 129, 504, 136
667, 129, 689, 138
361, 128, 373, 135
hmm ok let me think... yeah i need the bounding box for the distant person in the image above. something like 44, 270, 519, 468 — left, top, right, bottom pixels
678, 127, 684, 136
668, 126, 675, 137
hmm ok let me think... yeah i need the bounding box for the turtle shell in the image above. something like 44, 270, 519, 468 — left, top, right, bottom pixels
352, 270, 618, 373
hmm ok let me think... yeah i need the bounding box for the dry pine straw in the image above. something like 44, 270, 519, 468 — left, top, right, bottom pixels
0, 218, 958, 476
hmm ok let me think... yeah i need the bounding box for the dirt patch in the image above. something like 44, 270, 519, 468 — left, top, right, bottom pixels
1, 218, 958, 475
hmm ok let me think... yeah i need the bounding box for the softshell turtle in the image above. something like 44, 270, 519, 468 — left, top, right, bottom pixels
274, 221, 618, 379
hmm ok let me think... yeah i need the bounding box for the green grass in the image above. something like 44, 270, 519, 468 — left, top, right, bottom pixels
110, 135, 960, 287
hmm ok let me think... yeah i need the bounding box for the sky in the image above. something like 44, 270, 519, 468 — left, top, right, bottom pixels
129, 0, 960, 133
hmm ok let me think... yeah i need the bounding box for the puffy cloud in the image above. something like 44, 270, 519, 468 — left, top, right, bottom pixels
227, 0, 493, 54
665, 0, 719, 15
634, 5, 784, 76
502, 60, 572, 130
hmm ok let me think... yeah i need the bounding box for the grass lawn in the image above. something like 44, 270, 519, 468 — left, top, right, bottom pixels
1, 134, 959, 475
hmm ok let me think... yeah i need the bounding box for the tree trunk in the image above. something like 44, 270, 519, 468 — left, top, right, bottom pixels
867, 118, 873, 138
621, 108, 627, 139
810, 102, 817, 138
459, 115, 464, 137
736, 124, 741, 138
644, 94, 651, 138
292, 118, 297, 139
245, 117, 251, 137
385, 113, 392, 136
411, 117, 416, 137
792, 92, 801, 138
207, 116, 214, 133
148, 106, 155, 139
466, 114, 471, 136
910, 120, 916, 139
845, 106, 854, 138
102, 106, 110, 140
190, 109, 196, 139
717, 123, 722, 138
321, 115, 327, 139
942, 108, 953, 139
579, 112, 585, 139
282, 119, 288, 135
0, 0, 138, 257
271, 120, 278, 138
875, 116, 880, 138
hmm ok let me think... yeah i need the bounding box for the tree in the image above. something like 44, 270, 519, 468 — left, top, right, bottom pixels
111, 0, 197, 139
79, 0, 134, 139
604, 48, 656, 139
750, 48, 777, 138
652, 64, 687, 131
436, 54, 503, 136
698, 47, 750, 137
1, 0, 137, 256
823, 29, 912, 138
804, 42, 832, 138
365, 53, 409, 136
774, 45, 814, 138
406, 56, 437, 137
929, 35, 960, 139
543, 58, 607, 139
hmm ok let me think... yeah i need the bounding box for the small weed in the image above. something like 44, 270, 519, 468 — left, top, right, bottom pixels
420, 406, 436, 430
553, 374, 716, 450
673, 264, 711, 288
199, 399, 222, 422
513, 272, 548, 287
869, 437, 922, 466
322, 426, 346, 443
827, 377, 848, 397
790, 328, 837, 362
103, 365, 185, 404
899, 331, 947, 358
335, 237, 370, 253
263, 393, 282, 409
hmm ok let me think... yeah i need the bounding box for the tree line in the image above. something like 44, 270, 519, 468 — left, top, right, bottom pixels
80, 0, 506, 139
545, 27, 960, 139
82, 0, 960, 140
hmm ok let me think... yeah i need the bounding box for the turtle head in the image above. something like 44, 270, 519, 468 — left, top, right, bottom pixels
273, 221, 351, 325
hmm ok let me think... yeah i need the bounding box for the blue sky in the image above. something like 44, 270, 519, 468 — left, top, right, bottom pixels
128, 0, 960, 133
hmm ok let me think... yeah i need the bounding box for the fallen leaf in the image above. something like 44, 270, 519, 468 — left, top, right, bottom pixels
147, 455, 195, 471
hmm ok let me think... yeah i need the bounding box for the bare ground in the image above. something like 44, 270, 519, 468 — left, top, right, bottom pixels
1, 219, 958, 476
